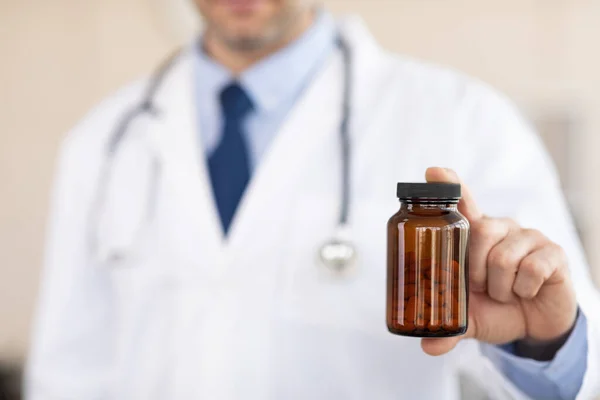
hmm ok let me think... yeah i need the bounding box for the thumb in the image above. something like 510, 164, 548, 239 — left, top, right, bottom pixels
420, 315, 477, 356
425, 167, 483, 222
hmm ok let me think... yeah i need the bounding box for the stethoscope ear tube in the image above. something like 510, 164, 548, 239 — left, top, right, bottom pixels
108, 49, 183, 155
88, 50, 182, 264
336, 36, 352, 227
89, 142, 163, 266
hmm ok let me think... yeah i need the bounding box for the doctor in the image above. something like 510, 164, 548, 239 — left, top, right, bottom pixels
27, 0, 600, 399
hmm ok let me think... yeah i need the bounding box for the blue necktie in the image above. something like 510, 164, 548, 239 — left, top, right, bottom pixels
208, 82, 254, 235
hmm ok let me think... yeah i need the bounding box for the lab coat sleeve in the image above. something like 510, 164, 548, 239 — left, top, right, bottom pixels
25, 130, 115, 399
450, 80, 600, 400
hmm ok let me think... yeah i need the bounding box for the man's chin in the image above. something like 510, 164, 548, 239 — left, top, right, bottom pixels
218, 27, 277, 52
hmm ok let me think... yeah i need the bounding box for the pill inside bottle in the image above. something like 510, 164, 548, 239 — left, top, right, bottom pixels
386, 182, 470, 337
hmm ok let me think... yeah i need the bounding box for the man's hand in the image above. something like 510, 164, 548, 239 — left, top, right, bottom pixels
421, 167, 578, 356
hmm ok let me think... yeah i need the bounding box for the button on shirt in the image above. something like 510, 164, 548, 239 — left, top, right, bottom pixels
192, 11, 588, 399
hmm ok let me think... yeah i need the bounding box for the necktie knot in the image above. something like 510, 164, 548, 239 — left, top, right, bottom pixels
220, 82, 254, 121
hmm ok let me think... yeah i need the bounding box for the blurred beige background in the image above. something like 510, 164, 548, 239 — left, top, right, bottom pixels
1, 0, 600, 363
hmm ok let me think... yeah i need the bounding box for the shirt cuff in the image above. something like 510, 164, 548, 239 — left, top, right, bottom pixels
480, 311, 588, 400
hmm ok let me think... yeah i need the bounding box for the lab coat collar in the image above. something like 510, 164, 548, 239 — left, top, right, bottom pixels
151, 47, 227, 265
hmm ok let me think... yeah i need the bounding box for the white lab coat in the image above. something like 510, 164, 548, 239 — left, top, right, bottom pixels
27, 16, 600, 400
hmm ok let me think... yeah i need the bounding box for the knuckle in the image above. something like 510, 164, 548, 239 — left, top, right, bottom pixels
488, 249, 516, 272
522, 228, 540, 238
519, 258, 544, 277
524, 228, 548, 243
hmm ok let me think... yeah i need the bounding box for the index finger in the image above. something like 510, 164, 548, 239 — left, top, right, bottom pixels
425, 167, 483, 222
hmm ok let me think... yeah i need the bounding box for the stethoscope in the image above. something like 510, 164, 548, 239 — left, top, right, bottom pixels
90, 35, 357, 274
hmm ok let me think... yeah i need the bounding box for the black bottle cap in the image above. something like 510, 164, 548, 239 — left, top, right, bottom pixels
396, 182, 461, 200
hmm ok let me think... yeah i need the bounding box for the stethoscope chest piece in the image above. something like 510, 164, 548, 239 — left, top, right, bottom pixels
317, 226, 358, 277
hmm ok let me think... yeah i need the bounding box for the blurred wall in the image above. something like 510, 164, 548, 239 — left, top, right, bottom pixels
1, 0, 600, 362
0, 0, 172, 362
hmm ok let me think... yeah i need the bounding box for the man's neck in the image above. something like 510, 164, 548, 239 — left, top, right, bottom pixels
203, 10, 314, 75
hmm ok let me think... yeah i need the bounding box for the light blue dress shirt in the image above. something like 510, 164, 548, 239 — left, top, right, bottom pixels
481, 312, 588, 399
193, 11, 588, 399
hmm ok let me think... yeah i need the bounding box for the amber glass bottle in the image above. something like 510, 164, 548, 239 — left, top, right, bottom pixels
386, 183, 469, 337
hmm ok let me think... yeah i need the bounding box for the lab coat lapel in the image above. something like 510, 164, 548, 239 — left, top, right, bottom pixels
225, 50, 344, 258
150, 48, 226, 269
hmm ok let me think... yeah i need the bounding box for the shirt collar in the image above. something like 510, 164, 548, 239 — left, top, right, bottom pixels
195, 10, 337, 113
194, 45, 231, 110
